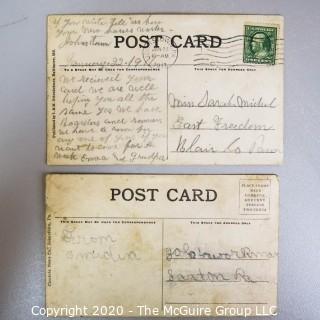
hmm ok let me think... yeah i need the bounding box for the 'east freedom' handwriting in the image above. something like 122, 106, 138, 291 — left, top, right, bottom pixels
172, 115, 274, 131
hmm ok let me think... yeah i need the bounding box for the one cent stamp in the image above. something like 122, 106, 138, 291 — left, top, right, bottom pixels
243, 25, 277, 65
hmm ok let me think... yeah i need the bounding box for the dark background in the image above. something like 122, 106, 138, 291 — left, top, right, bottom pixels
0, 0, 319, 319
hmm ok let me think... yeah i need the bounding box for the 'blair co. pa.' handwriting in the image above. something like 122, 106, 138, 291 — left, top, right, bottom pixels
47, 14, 284, 165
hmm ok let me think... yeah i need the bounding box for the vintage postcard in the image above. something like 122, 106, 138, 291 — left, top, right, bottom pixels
46, 174, 279, 317
47, 14, 284, 165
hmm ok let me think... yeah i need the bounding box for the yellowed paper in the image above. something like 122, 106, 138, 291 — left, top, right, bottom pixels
46, 174, 279, 317
47, 14, 284, 165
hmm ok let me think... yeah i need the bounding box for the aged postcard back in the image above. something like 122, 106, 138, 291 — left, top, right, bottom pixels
46, 174, 279, 317
47, 14, 284, 165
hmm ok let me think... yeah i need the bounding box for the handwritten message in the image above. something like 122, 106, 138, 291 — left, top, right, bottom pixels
47, 14, 283, 164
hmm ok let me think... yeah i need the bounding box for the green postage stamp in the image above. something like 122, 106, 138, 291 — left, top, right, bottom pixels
243, 25, 278, 65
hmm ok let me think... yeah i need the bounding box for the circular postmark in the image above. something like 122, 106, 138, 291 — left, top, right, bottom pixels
143, 35, 178, 67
